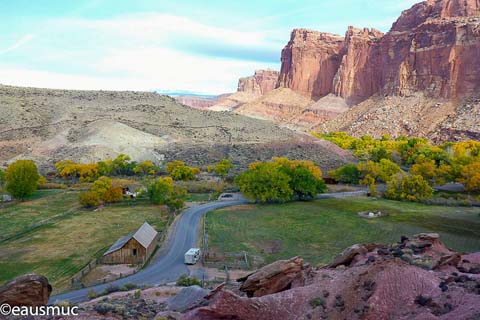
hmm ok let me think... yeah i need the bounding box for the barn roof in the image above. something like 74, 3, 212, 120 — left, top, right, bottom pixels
103, 222, 158, 256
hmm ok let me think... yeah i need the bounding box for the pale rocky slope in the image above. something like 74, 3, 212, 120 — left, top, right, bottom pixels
0, 85, 354, 171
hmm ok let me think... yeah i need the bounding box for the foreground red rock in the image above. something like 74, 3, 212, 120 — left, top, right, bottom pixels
181, 233, 480, 320
0, 274, 52, 307
238, 256, 306, 297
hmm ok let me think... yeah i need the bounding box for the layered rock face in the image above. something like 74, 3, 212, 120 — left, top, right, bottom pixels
237, 70, 280, 95
277, 29, 345, 100
278, 0, 480, 104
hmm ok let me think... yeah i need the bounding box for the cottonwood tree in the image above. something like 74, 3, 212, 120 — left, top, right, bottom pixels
5, 160, 40, 201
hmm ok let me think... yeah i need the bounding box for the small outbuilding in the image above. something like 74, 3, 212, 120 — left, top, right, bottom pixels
102, 222, 158, 265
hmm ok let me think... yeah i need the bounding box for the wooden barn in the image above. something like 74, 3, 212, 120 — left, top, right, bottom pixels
102, 222, 158, 265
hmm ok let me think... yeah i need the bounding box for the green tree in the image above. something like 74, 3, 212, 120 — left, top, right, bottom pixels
459, 162, 480, 192
97, 160, 112, 176
328, 164, 361, 184
5, 160, 40, 200
386, 173, 433, 202
166, 160, 200, 181
284, 166, 326, 200
91, 176, 113, 199
235, 162, 293, 203
147, 177, 186, 212
134, 160, 157, 176
208, 159, 234, 178
0, 168, 5, 191
110, 154, 132, 175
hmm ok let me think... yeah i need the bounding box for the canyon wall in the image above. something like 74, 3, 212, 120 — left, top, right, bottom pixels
277, 0, 480, 105
238, 70, 280, 95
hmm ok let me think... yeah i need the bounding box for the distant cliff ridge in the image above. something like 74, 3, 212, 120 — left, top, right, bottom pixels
277, 0, 480, 105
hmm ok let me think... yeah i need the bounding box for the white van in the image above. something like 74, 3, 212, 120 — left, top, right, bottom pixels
184, 248, 201, 265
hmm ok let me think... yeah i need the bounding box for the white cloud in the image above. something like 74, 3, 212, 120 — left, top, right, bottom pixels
0, 34, 35, 55
0, 13, 282, 93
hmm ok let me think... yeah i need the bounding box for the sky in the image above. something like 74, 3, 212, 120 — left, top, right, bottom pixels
0, 0, 419, 95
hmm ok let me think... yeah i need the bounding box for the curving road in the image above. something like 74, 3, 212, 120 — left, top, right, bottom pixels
49, 190, 368, 304
49, 200, 247, 304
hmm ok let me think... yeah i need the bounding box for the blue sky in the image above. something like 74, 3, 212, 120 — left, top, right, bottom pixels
0, 0, 419, 94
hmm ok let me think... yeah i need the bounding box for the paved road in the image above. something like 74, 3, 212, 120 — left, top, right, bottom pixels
49, 200, 247, 304
50, 190, 369, 304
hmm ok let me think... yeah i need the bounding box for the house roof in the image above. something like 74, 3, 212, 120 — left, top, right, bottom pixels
103, 222, 158, 256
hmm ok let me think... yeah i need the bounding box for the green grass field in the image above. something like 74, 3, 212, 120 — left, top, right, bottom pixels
206, 197, 480, 266
0, 190, 169, 293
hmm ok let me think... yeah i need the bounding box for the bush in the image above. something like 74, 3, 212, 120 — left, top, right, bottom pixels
37, 182, 67, 190
79, 191, 101, 208
176, 274, 201, 287
87, 289, 97, 299
134, 289, 141, 299
121, 282, 137, 291
309, 297, 325, 308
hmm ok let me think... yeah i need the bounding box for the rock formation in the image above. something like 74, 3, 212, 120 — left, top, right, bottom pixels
278, 0, 480, 105
180, 233, 480, 320
277, 29, 345, 100
238, 256, 306, 297
175, 94, 231, 110
0, 274, 52, 307
238, 70, 279, 96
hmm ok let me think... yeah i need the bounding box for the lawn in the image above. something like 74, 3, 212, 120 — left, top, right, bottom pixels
0, 189, 78, 241
206, 197, 480, 266
0, 191, 169, 294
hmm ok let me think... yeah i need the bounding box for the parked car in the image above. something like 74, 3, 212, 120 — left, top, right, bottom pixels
218, 193, 234, 201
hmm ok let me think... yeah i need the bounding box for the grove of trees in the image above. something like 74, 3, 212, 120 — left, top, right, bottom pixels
236, 158, 326, 203
320, 132, 480, 201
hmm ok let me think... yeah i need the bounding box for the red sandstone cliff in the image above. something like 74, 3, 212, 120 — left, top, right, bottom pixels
277, 29, 345, 100
238, 70, 280, 95
278, 0, 480, 105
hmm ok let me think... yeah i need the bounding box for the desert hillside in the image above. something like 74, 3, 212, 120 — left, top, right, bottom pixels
0, 85, 353, 171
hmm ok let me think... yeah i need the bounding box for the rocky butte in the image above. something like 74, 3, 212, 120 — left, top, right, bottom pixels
278, 0, 480, 105
225, 0, 480, 140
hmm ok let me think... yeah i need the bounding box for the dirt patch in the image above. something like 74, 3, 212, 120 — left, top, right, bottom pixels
82, 264, 137, 287
257, 240, 282, 254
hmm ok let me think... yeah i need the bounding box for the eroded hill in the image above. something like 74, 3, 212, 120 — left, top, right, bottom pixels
0, 85, 353, 171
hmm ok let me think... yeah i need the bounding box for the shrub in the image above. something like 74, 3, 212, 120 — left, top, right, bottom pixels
134, 289, 141, 299
79, 191, 101, 208
123, 282, 137, 290
176, 274, 201, 287
309, 297, 325, 308
87, 289, 97, 299
37, 182, 67, 190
